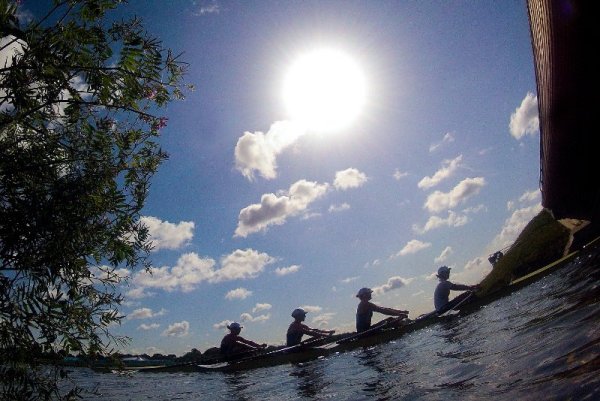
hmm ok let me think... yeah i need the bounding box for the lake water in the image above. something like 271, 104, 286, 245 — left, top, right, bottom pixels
67, 241, 600, 400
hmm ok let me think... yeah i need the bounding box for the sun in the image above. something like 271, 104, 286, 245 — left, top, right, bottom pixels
283, 48, 366, 133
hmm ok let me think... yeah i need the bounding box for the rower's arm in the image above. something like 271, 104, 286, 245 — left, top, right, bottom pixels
372, 304, 408, 317
449, 283, 478, 291
303, 326, 334, 337
236, 337, 261, 348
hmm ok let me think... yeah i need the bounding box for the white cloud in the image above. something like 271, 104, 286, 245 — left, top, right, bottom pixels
300, 305, 322, 313
455, 256, 491, 284
138, 323, 160, 330
145, 346, 165, 355
225, 287, 252, 300
127, 307, 166, 320
424, 177, 486, 214
463, 204, 486, 214
509, 92, 539, 139
425, 271, 438, 281
429, 132, 455, 152
418, 155, 463, 190
341, 276, 359, 284
234, 179, 329, 237
213, 320, 230, 330
393, 169, 409, 180
488, 203, 543, 253
140, 216, 194, 251
333, 168, 368, 190
193, 1, 220, 16
329, 203, 350, 213
412, 211, 469, 234
274, 265, 301, 276
252, 303, 272, 313
519, 189, 540, 204
234, 120, 305, 180
240, 313, 270, 323
395, 239, 431, 257
372, 276, 411, 296
129, 249, 275, 296
214, 249, 275, 282
131, 252, 215, 293
312, 312, 335, 327
435, 246, 453, 263
125, 287, 155, 299
161, 321, 190, 337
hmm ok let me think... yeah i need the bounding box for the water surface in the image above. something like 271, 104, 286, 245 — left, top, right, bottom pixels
69, 243, 600, 400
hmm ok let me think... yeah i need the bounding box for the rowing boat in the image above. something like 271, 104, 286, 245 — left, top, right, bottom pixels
104, 298, 477, 374
327, 294, 475, 353
118, 336, 335, 373
196, 345, 330, 372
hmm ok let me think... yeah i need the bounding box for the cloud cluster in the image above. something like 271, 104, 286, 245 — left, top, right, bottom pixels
333, 168, 368, 190
234, 120, 305, 180
225, 287, 252, 300
434, 246, 453, 263
372, 276, 411, 296
395, 239, 431, 257
509, 92, 539, 139
429, 132, 455, 153
240, 313, 270, 323
424, 177, 486, 214
329, 203, 350, 213
141, 216, 194, 251
274, 265, 301, 276
127, 307, 166, 320
459, 189, 543, 284
412, 211, 469, 234
418, 155, 463, 190
235, 167, 368, 237
234, 179, 329, 237
192, 1, 220, 16
138, 323, 160, 331
252, 303, 272, 313
161, 321, 189, 337
127, 249, 275, 297
490, 203, 542, 252
312, 312, 336, 327
299, 305, 322, 313
393, 169, 409, 180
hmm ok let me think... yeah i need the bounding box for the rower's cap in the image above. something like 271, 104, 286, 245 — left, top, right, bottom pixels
437, 266, 451, 275
227, 322, 242, 330
356, 287, 373, 297
291, 308, 307, 318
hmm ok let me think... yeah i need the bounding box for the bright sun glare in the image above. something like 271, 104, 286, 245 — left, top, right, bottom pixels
283, 49, 366, 133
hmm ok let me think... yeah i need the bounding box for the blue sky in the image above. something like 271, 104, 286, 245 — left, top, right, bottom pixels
16, 1, 543, 356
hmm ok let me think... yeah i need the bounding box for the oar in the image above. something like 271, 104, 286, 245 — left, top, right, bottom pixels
337, 315, 408, 345
268, 335, 333, 355
438, 291, 475, 316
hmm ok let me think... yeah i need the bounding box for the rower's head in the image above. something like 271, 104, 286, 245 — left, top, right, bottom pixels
437, 266, 451, 280
356, 287, 373, 300
227, 322, 242, 334
291, 308, 307, 321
